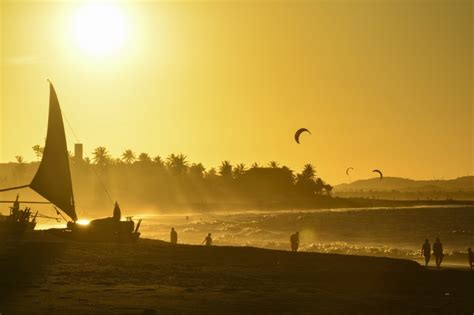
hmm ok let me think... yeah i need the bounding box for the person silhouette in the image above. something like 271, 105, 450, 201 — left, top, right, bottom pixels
468, 248, 473, 270
290, 232, 299, 252
12, 194, 20, 212
203, 233, 212, 246
170, 227, 178, 244
433, 237, 443, 268
113, 201, 121, 221
421, 239, 431, 267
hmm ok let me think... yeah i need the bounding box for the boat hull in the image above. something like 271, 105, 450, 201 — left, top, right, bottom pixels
0, 214, 36, 239
46, 218, 140, 243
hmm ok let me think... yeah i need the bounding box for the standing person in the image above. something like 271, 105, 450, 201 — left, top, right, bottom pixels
170, 227, 178, 244
433, 237, 444, 268
421, 239, 431, 267
10, 194, 20, 219
203, 233, 212, 246
290, 232, 299, 252
113, 201, 121, 221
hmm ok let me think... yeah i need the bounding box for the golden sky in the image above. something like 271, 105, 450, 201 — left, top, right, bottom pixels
1, 1, 472, 184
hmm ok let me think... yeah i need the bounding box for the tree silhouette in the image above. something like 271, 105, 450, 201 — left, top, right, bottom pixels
190, 163, 206, 179
301, 164, 316, 180
153, 155, 165, 167
251, 162, 260, 169
138, 152, 152, 163
8, 145, 336, 208
32, 145, 44, 161
295, 164, 317, 196
268, 161, 279, 168
92, 146, 111, 166
233, 163, 247, 178
314, 177, 325, 194
206, 167, 217, 178
166, 153, 189, 176
121, 149, 136, 164
15, 155, 25, 163
219, 160, 233, 178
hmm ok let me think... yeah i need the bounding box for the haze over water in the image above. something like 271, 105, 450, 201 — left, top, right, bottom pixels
38, 205, 474, 264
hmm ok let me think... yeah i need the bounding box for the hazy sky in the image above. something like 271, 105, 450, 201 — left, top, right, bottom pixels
1, 1, 472, 184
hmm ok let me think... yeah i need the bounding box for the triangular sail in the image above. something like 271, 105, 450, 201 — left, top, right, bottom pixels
30, 83, 77, 221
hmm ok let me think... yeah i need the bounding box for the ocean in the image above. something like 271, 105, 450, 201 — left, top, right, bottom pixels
38, 205, 474, 264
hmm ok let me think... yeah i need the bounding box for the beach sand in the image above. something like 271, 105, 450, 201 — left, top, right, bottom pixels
1, 233, 473, 314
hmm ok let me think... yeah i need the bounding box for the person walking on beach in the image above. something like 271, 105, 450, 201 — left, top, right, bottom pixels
170, 227, 178, 244
433, 237, 444, 268
290, 232, 299, 252
468, 248, 473, 270
421, 239, 431, 267
203, 233, 212, 246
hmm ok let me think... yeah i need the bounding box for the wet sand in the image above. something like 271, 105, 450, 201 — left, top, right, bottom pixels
1, 234, 473, 314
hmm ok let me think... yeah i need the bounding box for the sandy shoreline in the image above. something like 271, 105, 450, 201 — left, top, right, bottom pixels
1, 234, 473, 314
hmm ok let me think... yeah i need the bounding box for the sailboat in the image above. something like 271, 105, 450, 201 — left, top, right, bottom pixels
0, 82, 141, 242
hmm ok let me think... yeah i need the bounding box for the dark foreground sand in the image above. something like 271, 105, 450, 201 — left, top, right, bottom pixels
1, 234, 473, 314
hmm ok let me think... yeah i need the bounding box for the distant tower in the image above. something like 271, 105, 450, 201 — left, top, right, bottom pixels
74, 143, 83, 161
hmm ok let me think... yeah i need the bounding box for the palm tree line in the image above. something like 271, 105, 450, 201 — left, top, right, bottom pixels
100, 147, 326, 182
23, 145, 334, 193
11, 145, 333, 208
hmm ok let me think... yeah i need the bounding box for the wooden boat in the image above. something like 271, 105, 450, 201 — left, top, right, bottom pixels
0, 195, 37, 239
0, 82, 141, 242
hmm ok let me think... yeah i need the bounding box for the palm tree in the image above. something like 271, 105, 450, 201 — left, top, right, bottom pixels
268, 161, 279, 168
15, 155, 24, 163
301, 163, 316, 180
92, 146, 111, 166
281, 165, 292, 172
190, 163, 206, 179
32, 145, 44, 161
323, 183, 333, 195
205, 167, 217, 178
219, 161, 233, 178
233, 163, 247, 178
138, 152, 152, 163
153, 155, 165, 168
251, 162, 260, 169
295, 164, 317, 195
121, 149, 136, 164
314, 177, 325, 194
166, 153, 189, 175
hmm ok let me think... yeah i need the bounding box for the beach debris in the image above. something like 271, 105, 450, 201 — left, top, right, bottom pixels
294, 128, 311, 144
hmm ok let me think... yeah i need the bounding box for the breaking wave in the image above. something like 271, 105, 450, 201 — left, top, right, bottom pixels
135, 205, 474, 263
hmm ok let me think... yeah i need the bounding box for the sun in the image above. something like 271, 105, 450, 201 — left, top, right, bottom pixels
73, 3, 128, 56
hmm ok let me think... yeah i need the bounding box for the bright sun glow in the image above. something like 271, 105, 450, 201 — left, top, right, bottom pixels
76, 219, 90, 225
73, 3, 127, 56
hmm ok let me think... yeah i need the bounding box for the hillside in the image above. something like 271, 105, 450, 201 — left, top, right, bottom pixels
333, 176, 474, 200
335, 176, 474, 192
